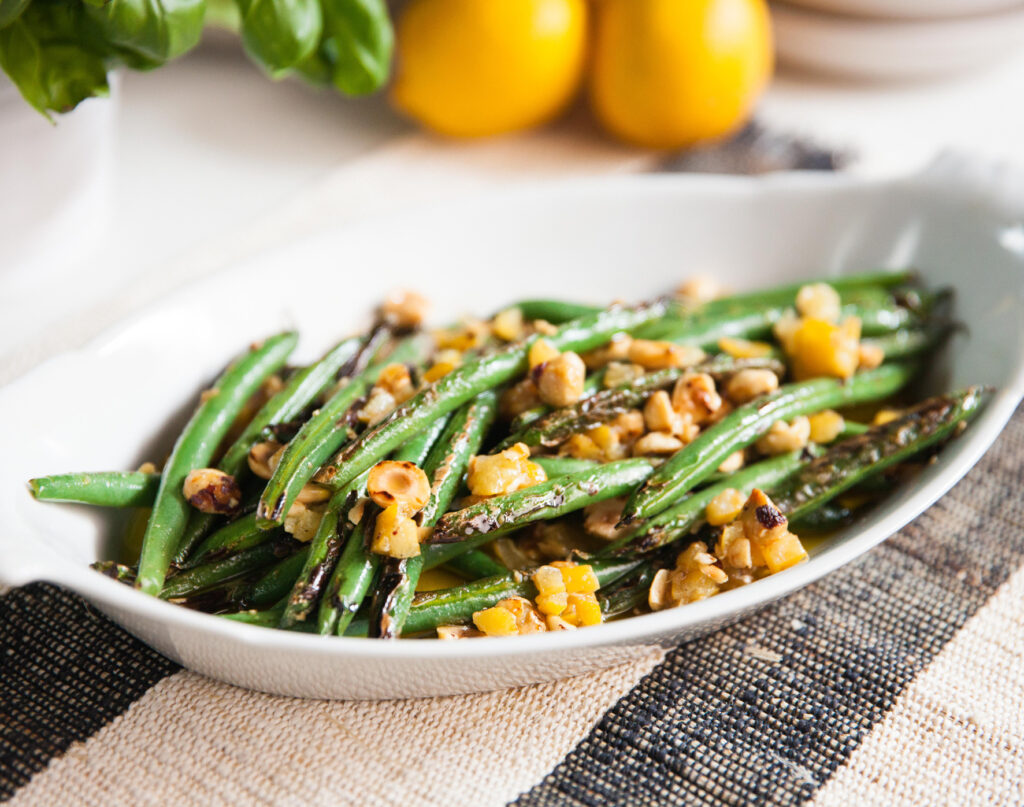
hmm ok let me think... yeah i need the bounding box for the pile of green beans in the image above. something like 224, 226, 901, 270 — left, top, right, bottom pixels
30, 270, 986, 641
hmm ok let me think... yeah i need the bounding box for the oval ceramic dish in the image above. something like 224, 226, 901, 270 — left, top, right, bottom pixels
2, 155, 1023, 700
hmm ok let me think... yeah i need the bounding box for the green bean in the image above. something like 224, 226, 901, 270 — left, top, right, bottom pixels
325, 302, 674, 492
254, 329, 397, 528
602, 452, 808, 555
620, 363, 916, 524
223, 602, 317, 632
443, 550, 507, 580
185, 513, 281, 569
598, 564, 659, 620
498, 355, 786, 450
770, 387, 988, 523
160, 537, 299, 600
306, 413, 451, 633
218, 336, 363, 477
135, 332, 297, 596
512, 300, 602, 324
403, 556, 642, 634
29, 471, 159, 508
791, 502, 854, 533
862, 327, 947, 361
530, 456, 599, 477
91, 560, 136, 584
246, 545, 311, 608
427, 458, 655, 550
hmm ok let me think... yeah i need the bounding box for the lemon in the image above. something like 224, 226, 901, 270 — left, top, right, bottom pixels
391, 0, 587, 138
589, 0, 773, 149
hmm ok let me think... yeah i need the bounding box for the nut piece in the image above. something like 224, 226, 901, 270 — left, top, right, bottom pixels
628, 340, 704, 371
467, 443, 545, 497
500, 378, 542, 419
284, 501, 326, 543
437, 625, 483, 640
537, 351, 587, 407
582, 334, 632, 369
603, 361, 646, 388
755, 416, 811, 455
672, 372, 723, 424
183, 468, 241, 514
491, 307, 525, 342
718, 337, 774, 359
436, 319, 489, 351
644, 390, 685, 435
633, 431, 685, 456
796, 283, 841, 323
372, 504, 421, 558
706, 488, 746, 526
248, 440, 284, 479
375, 363, 416, 404
528, 338, 560, 369
359, 387, 397, 427
725, 369, 779, 405
676, 275, 722, 304
367, 460, 431, 513
381, 289, 428, 329
858, 342, 885, 370
808, 410, 845, 443
717, 449, 745, 474
584, 497, 628, 540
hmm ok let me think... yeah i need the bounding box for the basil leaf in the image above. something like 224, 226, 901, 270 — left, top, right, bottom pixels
0, 0, 30, 30
0, 3, 110, 118
85, 0, 205, 67
236, 0, 321, 75
321, 0, 391, 97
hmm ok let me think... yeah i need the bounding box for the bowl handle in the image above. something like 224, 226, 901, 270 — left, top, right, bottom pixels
917, 151, 1024, 219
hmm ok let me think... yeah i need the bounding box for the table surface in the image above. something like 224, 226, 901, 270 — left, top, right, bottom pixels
2, 39, 1024, 384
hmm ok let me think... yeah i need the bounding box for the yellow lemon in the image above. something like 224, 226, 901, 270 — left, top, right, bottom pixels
391, 0, 587, 138
589, 0, 773, 149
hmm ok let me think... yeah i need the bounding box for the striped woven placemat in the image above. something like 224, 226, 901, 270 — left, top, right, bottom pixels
3, 406, 1022, 806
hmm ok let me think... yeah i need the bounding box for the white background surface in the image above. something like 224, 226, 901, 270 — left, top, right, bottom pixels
2, 33, 1023, 383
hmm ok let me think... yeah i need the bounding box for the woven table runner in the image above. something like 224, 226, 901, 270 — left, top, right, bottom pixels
3, 403, 1022, 805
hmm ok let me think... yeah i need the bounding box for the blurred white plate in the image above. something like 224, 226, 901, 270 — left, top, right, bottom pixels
783, 0, 1024, 20
772, 1, 1024, 80
1, 155, 1023, 700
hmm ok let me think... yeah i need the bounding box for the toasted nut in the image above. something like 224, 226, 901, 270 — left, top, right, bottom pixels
247, 440, 284, 479
367, 460, 430, 513
672, 372, 722, 424
717, 449, 745, 474
873, 408, 902, 426
424, 361, 457, 383
138, 461, 158, 474
528, 338, 560, 369
644, 390, 684, 435
648, 568, 673, 611
603, 361, 646, 388
183, 468, 241, 514
359, 387, 397, 426
295, 483, 331, 504
546, 614, 577, 631
584, 497, 628, 540
582, 334, 632, 369
375, 363, 416, 403
628, 339, 705, 370
858, 342, 885, 370
497, 597, 546, 634
436, 319, 489, 351
706, 488, 746, 526
725, 369, 779, 405
437, 625, 483, 640
500, 378, 542, 418
610, 410, 646, 442
284, 501, 326, 543
808, 410, 845, 443
755, 416, 811, 455
492, 307, 525, 341
532, 319, 558, 336
739, 488, 789, 545
348, 497, 369, 525
372, 503, 421, 558
773, 309, 801, 354
537, 351, 587, 407
467, 443, 533, 497
676, 275, 722, 304
560, 432, 604, 461
633, 431, 685, 456
718, 337, 774, 359
381, 289, 428, 329
796, 283, 841, 323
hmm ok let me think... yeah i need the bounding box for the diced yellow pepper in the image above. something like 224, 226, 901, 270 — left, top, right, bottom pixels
472, 606, 518, 636
561, 564, 600, 595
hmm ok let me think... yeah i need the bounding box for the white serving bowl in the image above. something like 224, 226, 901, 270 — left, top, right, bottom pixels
782, 0, 1024, 20
2, 154, 1023, 700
